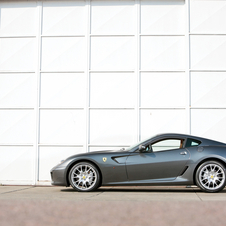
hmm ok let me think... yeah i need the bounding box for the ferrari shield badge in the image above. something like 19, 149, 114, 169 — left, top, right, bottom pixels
103, 157, 107, 162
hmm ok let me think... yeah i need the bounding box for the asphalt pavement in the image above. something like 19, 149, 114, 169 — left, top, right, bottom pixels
0, 185, 226, 226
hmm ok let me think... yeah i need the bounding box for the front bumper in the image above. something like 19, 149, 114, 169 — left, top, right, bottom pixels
50, 167, 67, 186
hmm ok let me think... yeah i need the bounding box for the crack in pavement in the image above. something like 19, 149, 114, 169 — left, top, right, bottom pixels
0, 186, 35, 195
193, 188, 203, 201
86, 187, 114, 200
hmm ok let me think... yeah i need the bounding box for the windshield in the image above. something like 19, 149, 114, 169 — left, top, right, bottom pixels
125, 136, 155, 151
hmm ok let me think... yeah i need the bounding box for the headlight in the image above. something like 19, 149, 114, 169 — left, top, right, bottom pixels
58, 159, 65, 165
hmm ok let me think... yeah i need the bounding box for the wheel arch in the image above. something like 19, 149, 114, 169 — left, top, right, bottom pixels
193, 157, 226, 185
65, 159, 103, 187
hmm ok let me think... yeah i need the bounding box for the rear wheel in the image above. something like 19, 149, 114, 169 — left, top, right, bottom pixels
69, 162, 100, 192
195, 161, 226, 193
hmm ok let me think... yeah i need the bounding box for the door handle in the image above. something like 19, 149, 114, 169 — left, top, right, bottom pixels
180, 151, 187, 155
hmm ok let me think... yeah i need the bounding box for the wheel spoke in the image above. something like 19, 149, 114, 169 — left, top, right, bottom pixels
216, 169, 221, 173
213, 181, 218, 188
215, 178, 221, 182
204, 181, 210, 188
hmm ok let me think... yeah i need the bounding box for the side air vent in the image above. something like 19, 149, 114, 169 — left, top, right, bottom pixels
179, 166, 189, 176
111, 156, 128, 164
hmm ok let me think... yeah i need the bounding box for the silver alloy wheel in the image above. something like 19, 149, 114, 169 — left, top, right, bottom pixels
199, 163, 225, 190
70, 163, 97, 191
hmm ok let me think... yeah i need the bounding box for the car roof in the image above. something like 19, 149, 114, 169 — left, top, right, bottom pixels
153, 133, 226, 146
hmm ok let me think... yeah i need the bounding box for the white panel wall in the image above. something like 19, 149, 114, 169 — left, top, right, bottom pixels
190, 35, 226, 70
189, 0, 226, 143
0, 1, 37, 36
0, 38, 36, 71
191, 72, 226, 108
90, 73, 135, 108
0, 1, 37, 184
190, 0, 226, 34
40, 73, 85, 107
41, 37, 86, 71
141, 0, 185, 34
91, 0, 135, 34
141, 36, 185, 70
90, 110, 135, 145
140, 72, 186, 107
91, 37, 135, 71
0, 73, 35, 107
42, 1, 86, 35
0, 0, 226, 184
0, 147, 33, 182
140, 109, 186, 140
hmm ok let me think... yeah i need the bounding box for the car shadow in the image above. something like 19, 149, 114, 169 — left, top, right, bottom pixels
60, 186, 226, 193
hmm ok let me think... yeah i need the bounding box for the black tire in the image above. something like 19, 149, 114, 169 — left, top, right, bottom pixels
195, 161, 226, 193
69, 162, 100, 192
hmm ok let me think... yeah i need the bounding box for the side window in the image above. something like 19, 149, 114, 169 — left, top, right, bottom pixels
152, 139, 183, 152
185, 138, 201, 147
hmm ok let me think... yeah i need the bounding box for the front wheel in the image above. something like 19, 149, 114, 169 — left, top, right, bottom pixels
69, 162, 100, 192
195, 161, 226, 193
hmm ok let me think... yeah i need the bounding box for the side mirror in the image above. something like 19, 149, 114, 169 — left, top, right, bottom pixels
139, 145, 146, 152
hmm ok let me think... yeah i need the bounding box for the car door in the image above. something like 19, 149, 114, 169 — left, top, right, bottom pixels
126, 139, 190, 181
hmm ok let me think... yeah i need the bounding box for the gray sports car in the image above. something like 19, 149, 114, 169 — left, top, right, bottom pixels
50, 133, 226, 193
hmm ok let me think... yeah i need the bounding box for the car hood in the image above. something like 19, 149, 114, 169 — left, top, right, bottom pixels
65, 149, 129, 160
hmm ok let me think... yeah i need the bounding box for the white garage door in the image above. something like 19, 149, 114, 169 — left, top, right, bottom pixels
0, 0, 226, 185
